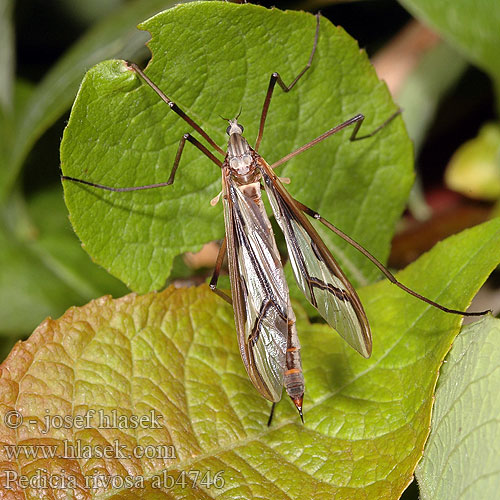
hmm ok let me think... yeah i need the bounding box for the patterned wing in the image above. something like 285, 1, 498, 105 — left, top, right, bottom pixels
222, 172, 290, 402
260, 160, 372, 358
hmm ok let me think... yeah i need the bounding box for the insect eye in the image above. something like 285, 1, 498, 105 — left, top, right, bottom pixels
226, 124, 244, 135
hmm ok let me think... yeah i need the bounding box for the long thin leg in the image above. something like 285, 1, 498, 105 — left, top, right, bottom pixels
293, 198, 490, 317
254, 13, 320, 152
348, 109, 402, 142
270, 110, 401, 170
128, 62, 225, 156
61, 133, 222, 192
271, 114, 363, 169
209, 237, 232, 305
267, 403, 276, 427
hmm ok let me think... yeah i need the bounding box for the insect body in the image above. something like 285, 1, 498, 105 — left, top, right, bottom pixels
223, 133, 299, 410
221, 118, 372, 419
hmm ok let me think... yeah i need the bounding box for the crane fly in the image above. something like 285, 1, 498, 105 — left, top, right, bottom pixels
62, 14, 488, 423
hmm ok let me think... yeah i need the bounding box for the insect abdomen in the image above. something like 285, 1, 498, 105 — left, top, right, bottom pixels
284, 308, 304, 414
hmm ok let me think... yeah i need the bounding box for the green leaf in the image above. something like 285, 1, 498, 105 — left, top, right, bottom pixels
61, 1, 413, 293
445, 122, 500, 200
0, 0, 191, 202
397, 0, 500, 109
0, 187, 127, 335
397, 42, 467, 153
0, 0, 14, 114
395, 42, 467, 222
27, 187, 129, 297
1, 217, 498, 498
415, 315, 500, 499
0, 81, 33, 190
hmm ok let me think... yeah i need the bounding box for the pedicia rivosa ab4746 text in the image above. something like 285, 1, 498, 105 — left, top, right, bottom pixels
61, 12, 488, 423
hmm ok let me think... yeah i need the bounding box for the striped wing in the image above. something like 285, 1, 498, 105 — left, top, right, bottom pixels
260, 160, 372, 358
222, 171, 289, 402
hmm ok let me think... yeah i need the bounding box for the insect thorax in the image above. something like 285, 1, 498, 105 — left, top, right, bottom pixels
226, 131, 261, 185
